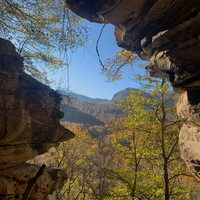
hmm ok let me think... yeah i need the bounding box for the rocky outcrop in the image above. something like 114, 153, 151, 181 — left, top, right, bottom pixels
67, 0, 200, 180
0, 38, 75, 199
0, 163, 67, 199
177, 90, 200, 180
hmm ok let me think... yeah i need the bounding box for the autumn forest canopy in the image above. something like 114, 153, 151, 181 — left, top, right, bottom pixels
1, 0, 200, 199
34, 77, 200, 200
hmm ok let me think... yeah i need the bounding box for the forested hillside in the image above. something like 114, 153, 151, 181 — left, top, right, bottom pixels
60, 89, 129, 138
70, 92, 110, 104
60, 105, 105, 126
60, 88, 136, 125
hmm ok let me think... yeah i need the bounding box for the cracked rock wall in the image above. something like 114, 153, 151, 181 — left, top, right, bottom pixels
0, 38, 75, 199
67, 0, 200, 180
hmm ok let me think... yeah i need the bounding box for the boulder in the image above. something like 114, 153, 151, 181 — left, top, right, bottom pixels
0, 163, 67, 199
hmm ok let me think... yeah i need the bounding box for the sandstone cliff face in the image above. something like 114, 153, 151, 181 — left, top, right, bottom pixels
0, 38, 75, 199
67, 0, 200, 180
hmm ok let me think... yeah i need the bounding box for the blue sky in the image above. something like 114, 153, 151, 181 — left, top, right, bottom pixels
48, 20, 148, 100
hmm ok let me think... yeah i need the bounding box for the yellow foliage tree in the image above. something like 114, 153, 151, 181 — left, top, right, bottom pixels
48, 124, 98, 200
101, 50, 136, 82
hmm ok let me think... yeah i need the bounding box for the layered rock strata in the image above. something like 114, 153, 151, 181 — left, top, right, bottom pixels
67, 0, 200, 180
0, 38, 75, 199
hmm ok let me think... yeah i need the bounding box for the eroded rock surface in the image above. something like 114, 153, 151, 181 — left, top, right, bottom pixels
0, 163, 67, 199
0, 38, 75, 198
67, 0, 200, 180
177, 90, 200, 180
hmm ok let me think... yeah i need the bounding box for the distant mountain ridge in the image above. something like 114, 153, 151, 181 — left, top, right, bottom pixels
111, 88, 139, 102
61, 87, 138, 104
69, 92, 110, 104
60, 88, 175, 132
57, 89, 110, 103
60, 88, 136, 125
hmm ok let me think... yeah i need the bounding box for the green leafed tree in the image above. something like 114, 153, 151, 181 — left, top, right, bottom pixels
46, 124, 98, 200
0, 0, 88, 83
94, 76, 199, 200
